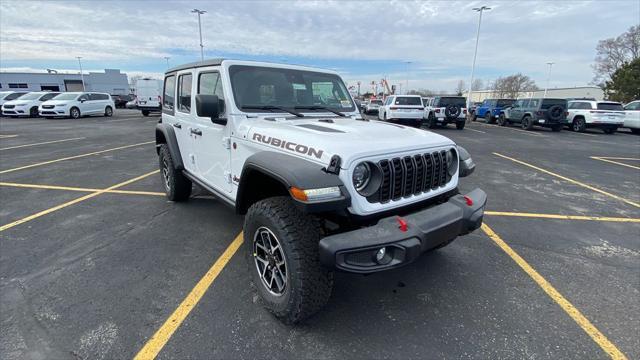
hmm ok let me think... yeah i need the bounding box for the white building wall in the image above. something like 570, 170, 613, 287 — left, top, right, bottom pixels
0, 69, 129, 94
469, 86, 604, 102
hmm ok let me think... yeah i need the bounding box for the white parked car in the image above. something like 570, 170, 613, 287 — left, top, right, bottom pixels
39, 92, 115, 119
0, 91, 28, 107
2, 92, 60, 117
566, 100, 625, 134
424, 96, 467, 130
364, 99, 383, 114
623, 100, 640, 134
377, 95, 425, 127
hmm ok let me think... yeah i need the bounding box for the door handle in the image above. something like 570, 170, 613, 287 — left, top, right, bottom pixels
190, 128, 202, 136
172, 122, 182, 129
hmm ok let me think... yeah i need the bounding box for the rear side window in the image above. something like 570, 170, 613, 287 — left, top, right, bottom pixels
394, 97, 422, 106
541, 99, 567, 109
528, 99, 540, 108
597, 103, 623, 111
90, 93, 109, 100
163, 75, 176, 112
177, 73, 192, 113
626, 102, 640, 110
198, 72, 226, 114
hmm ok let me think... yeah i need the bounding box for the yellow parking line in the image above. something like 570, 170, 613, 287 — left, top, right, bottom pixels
134, 233, 244, 360
482, 224, 627, 360
0, 141, 154, 174
494, 152, 640, 208
485, 211, 640, 223
591, 157, 640, 170
0, 170, 158, 232
0, 181, 164, 196
0, 137, 85, 151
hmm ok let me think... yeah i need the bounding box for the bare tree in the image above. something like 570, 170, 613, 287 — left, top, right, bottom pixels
592, 25, 640, 85
471, 79, 484, 91
493, 74, 538, 98
454, 80, 466, 96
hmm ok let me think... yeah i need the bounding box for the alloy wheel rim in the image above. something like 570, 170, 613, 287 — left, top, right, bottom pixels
253, 226, 288, 296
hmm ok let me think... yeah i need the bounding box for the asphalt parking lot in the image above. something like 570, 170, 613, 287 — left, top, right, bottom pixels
1, 109, 638, 359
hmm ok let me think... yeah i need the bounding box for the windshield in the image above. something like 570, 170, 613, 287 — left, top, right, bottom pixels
5, 92, 26, 100
597, 103, 623, 111
439, 97, 466, 107
497, 99, 515, 107
19, 93, 43, 100
53, 93, 80, 100
230, 65, 355, 113
371, 100, 383, 105
541, 99, 567, 109
394, 97, 422, 106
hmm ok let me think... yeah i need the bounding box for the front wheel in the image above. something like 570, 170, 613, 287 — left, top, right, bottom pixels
522, 116, 534, 130
485, 112, 495, 124
603, 127, 617, 134
159, 144, 191, 201
69, 107, 81, 119
142, 110, 150, 116
29, 107, 39, 118
572, 118, 586, 132
244, 197, 333, 324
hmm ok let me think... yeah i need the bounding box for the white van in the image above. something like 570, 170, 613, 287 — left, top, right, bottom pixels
39, 92, 115, 119
135, 78, 162, 116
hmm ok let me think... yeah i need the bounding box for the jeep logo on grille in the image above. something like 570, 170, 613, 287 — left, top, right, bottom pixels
252, 133, 324, 159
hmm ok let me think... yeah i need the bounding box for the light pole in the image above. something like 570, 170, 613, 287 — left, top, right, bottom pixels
466, 6, 491, 109
76, 56, 85, 90
164, 56, 170, 68
404, 61, 412, 94
191, 9, 206, 61
543, 62, 555, 98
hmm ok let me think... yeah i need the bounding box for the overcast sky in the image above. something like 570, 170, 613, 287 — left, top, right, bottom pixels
1, 0, 638, 92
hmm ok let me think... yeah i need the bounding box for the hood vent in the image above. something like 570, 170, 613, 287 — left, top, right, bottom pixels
296, 124, 344, 133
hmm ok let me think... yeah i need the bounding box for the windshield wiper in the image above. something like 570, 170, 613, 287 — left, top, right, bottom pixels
241, 105, 304, 117
294, 105, 347, 117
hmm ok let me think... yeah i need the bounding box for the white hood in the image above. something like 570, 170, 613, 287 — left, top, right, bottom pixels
41, 100, 73, 106
3, 100, 32, 107
243, 116, 455, 168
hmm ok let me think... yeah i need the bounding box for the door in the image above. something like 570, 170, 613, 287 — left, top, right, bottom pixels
173, 72, 197, 173
624, 102, 640, 128
510, 99, 525, 122
77, 93, 92, 114
191, 70, 232, 193
87, 93, 102, 114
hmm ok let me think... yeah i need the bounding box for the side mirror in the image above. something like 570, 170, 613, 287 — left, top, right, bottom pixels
195, 94, 226, 125
80, 99, 86, 103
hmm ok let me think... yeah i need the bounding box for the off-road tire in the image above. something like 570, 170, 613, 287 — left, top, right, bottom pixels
244, 196, 333, 324
551, 124, 563, 132
603, 127, 617, 134
428, 113, 438, 129
498, 113, 508, 126
142, 110, 150, 116
456, 121, 465, 130
69, 107, 81, 119
104, 106, 113, 117
29, 106, 39, 118
572, 117, 586, 132
631, 128, 640, 134
522, 115, 534, 130
485, 112, 495, 124
471, 112, 477, 121
159, 144, 191, 201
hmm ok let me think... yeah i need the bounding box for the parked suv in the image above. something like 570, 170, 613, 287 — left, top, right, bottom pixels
364, 99, 383, 114
498, 98, 567, 131
424, 96, 467, 130
156, 59, 486, 323
566, 100, 624, 134
623, 100, 640, 134
39, 92, 115, 119
473, 98, 515, 123
378, 95, 425, 127
2, 92, 60, 117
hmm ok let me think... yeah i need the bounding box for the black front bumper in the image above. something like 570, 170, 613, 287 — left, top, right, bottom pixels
319, 188, 487, 273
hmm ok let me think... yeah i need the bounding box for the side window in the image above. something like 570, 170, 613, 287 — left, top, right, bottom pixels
528, 99, 539, 108
163, 75, 176, 112
40, 93, 57, 101
78, 94, 89, 101
198, 71, 226, 115
568, 102, 576, 109
177, 73, 192, 113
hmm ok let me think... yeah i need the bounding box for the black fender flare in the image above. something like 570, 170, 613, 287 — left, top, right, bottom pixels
155, 123, 184, 170
236, 152, 350, 214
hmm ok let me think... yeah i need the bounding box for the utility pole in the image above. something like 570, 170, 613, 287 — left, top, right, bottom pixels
466, 6, 491, 109
191, 9, 207, 61
357, 81, 361, 97
164, 56, 170, 68
404, 61, 412, 94
543, 62, 555, 98
76, 56, 85, 90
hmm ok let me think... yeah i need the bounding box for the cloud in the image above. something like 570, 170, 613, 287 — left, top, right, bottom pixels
1, 0, 638, 91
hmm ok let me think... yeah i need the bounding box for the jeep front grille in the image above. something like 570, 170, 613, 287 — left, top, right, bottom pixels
370, 150, 450, 204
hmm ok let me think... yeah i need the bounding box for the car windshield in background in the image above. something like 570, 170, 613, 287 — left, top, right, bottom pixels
229, 65, 355, 113
18, 93, 43, 100
439, 97, 466, 107
394, 97, 422, 106
497, 99, 515, 107
5, 93, 26, 100
371, 100, 383, 105
597, 103, 624, 111
540, 99, 567, 109
53, 93, 80, 100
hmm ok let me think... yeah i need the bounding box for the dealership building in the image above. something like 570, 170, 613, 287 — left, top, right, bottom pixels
0, 69, 129, 94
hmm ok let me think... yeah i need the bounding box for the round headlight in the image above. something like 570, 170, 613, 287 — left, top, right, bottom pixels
446, 149, 458, 176
352, 162, 371, 191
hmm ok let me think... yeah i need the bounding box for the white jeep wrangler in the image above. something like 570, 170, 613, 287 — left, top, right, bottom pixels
156, 59, 486, 323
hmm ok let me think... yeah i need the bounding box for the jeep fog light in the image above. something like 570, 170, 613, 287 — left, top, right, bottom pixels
290, 186, 341, 202
374, 247, 392, 265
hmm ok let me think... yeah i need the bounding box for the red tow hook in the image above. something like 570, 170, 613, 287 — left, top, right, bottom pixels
397, 217, 408, 232
463, 195, 473, 206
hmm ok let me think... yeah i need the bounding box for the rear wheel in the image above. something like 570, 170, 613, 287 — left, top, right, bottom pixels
244, 197, 333, 324
485, 112, 495, 124
522, 115, 534, 130
471, 112, 477, 121
631, 128, 640, 134
498, 113, 508, 126
572, 118, 586, 132
456, 121, 465, 130
551, 124, 563, 132
428, 113, 438, 129
104, 106, 113, 117
142, 110, 150, 116
159, 144, 191, 201
603, 126, 617, 134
